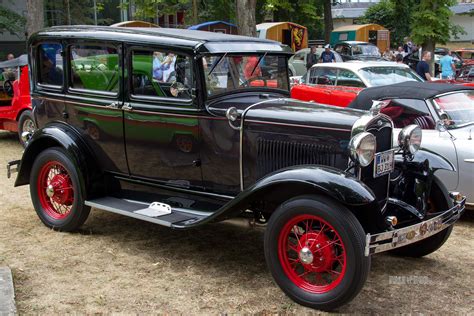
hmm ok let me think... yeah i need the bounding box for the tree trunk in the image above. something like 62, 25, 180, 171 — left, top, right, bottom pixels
26, 0, 44, 38
323, 0, 333, 44
236, 0, 257, 37
422, 40, 436, 77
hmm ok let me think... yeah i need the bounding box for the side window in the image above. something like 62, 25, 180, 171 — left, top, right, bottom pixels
70, 44, 119, 93
334, 45, 343, 53
342, 46, 351, 56
131, 50, 193, 100
309, 68, 337, 85
38, 43, 63, 87
337, 69, 364, 87
294, 52, 305, 61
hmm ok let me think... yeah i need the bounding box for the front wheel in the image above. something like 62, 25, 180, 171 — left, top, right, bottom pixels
264, 195, 370, 311
30, 147, 90, 231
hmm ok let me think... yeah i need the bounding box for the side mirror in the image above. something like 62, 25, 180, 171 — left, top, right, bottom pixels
436, 120, 447, 132
225, 107, 241, 130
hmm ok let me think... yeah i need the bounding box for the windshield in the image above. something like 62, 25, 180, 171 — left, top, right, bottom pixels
353, 44, 380, 56
204, 54, 289, 97
359, 67, 423, 87
433, 91, 474, 129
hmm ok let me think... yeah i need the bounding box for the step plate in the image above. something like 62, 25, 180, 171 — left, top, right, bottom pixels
85, 197, 204, 227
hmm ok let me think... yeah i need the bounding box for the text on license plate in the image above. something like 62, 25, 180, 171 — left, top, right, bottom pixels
374, 150, 395, 178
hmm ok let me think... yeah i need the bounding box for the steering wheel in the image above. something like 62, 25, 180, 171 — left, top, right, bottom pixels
317, 75, 333, 85
3, 80, 13, 97
241, 76, 268, 88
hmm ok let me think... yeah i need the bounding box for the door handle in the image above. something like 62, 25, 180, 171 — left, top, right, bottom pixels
464, 159, 474, 163
106, 102, 118, 109
122, 103, 133, 111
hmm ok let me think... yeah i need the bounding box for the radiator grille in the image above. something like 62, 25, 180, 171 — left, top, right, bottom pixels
360, 119, 392, 204
256, 138, 337, 179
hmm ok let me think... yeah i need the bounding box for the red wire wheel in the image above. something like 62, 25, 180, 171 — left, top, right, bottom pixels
36, 160, 75, 220
278, 214, 347, 294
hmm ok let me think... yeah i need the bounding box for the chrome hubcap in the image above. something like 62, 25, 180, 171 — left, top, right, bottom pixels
46, 184, 55, 198
299, 247, 314, 264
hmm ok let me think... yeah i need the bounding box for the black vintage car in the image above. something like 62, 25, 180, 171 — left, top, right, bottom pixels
8, 26, 465, 311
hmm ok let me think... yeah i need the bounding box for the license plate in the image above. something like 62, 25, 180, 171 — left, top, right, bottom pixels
373, 150, 395, 178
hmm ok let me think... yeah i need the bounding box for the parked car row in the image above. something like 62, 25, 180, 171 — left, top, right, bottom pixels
2, 26, 470, 312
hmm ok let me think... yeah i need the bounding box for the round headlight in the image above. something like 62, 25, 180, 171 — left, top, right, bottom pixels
349, 132, 376, 167
398, 125, 422, 154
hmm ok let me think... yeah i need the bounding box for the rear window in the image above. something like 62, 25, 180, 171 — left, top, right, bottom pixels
70, 44, 119, 94
38, 43, 63, 87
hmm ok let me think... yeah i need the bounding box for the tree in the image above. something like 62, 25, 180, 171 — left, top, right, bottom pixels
361, 0, 421, 47
121, 0, 191, 22
322, 0, 332, 44
410, 0, 464, 74
235, 0, 257, 36
0, 3, 27, 38
26, 0, 44, 37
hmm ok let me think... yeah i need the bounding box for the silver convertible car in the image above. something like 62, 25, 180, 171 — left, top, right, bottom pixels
349, 82, 474, 208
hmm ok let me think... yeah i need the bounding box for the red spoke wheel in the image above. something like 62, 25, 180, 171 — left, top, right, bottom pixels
278, 215, 347, 294
264, 195, 370, 311
30, 147, 91, 231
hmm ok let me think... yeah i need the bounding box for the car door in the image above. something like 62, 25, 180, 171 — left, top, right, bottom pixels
63, 41, 128, 174
123, 46, 203, 190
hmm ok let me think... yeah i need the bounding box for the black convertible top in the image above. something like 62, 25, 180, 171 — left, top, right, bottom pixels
348, 81, 473, 110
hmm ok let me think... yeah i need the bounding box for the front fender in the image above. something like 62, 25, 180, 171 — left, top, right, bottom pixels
174, 166, 378, 229
15, 123, 98, 190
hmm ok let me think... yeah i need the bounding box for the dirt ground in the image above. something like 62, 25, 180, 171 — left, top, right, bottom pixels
0, 130, 473, 314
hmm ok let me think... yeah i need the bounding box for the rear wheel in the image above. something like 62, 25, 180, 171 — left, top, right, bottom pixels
30, 147, 90, 231
391, 183, 453, 257
264, 195, 370, 311
18, 110, 36, 147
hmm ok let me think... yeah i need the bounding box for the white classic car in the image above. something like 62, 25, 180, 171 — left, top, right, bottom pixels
349, 82, 474, 208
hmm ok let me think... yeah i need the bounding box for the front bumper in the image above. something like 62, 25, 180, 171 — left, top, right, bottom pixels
365, 196, 466, 256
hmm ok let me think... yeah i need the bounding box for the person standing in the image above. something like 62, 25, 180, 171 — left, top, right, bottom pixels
306, 46, 318, 70
383, 47, 394, 60
403, 37, 413, 54
395, 46, 406, 58
439, 50, 456, 79
319, 44, 336, 63
7, 53, 14, 60
416, 51, 433, 81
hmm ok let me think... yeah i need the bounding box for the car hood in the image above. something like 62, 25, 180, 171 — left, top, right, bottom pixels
243, 98, 364, 132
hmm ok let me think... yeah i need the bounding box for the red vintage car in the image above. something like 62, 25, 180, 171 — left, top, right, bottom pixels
291, 62, 423, 107
0, 54, 34, 146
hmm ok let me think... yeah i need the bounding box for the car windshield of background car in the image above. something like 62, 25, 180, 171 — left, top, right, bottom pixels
359, 67, 423, 86
204, 54, 289, 97
433, 91, 474, 128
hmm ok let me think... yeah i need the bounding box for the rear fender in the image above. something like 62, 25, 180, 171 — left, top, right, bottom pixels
15, 123, 101, 197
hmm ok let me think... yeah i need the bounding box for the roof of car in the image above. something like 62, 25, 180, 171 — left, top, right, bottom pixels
336, 41, 373, 45
310, 61, 408, 71
348, 82, 473, 110
30, 25, 292, 54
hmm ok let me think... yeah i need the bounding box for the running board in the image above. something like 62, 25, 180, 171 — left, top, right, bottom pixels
85, 197, 208, 228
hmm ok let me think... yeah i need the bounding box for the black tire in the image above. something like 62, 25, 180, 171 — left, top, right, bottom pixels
264, 195, 370, 311
391, 183, 453, 257
17, 110, 36, 147
30, 147, 90, 232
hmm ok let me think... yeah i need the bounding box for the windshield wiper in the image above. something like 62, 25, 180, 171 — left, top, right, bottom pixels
250, 52, 267, 77
207, 53, 227, 76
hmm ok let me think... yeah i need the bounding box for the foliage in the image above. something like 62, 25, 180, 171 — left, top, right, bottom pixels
0, 2, 27, 38
121, 0, 190, 21
44, 0, 115, 26
361, 0, 420, 47
410, 0, 465, 47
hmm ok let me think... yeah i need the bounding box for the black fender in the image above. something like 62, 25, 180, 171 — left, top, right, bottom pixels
173, 166, 377, 229
14, 123, 101, 197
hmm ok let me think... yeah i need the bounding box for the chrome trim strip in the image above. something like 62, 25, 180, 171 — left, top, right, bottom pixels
364, 197, 465, 256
